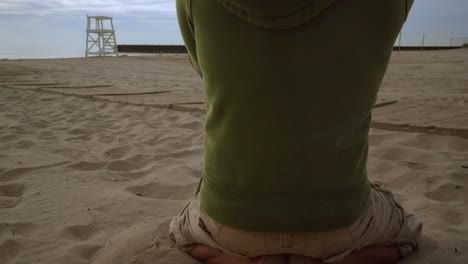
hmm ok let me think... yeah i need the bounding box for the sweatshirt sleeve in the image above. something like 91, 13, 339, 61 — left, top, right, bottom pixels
176, 0, 202, 78
405, 0, 414, 21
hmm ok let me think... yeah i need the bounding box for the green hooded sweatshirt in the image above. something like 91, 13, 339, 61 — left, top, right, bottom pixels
176, 0, 413, 232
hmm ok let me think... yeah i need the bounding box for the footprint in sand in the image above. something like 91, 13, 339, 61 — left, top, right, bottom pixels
8, 125, 33, 136
67, 161, 107, 171
27, 120, 50, 130
67, 128, 90, 136
0, 239, 22, 263
368, 134, 386, 146
0, 140, 35, 151
97, 134, 115, 144
107, 160, 140, 172
103, 146, 132, 159
0, 134, 20, 143
38, 131, 56, 140
0, 183, 25, 208
4, 113, 19, 119
13, 140, 36, 149
0, 222, 37, 237
65, 135, 92, 141
60, 225, 97, 241
126, 181, 199, 200
67, 244, 102, 262
99, 169, 151, 182
425, 182, 467, 203
442, 208, 464, 225
91, 218, 192, 264
399, 160, 429, 171
0, 161, 70, 182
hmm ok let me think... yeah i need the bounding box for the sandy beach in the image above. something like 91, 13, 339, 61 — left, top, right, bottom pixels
0, 49, 467, 264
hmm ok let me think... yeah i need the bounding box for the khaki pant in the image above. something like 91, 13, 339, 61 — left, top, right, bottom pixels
169, 184, 422, 263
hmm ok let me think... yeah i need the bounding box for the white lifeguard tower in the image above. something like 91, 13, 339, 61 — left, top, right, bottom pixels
85, 15, 118, 57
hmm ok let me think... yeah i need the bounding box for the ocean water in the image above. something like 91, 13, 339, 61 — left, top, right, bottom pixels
0, 48, 85, 60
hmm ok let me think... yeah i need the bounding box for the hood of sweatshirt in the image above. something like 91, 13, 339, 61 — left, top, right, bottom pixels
216, 0, 337, 29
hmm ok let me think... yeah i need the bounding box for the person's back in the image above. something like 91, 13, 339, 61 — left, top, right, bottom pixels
170, 0, 421, 263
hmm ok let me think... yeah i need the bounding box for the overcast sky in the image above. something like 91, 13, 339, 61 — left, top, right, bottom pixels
1, 0, 467, 59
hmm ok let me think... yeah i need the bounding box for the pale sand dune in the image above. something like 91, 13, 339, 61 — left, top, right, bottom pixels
1, 49, 467, 130
1, 88, 467, 264
0, 50, 467, 264
0, 88, 204, 263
